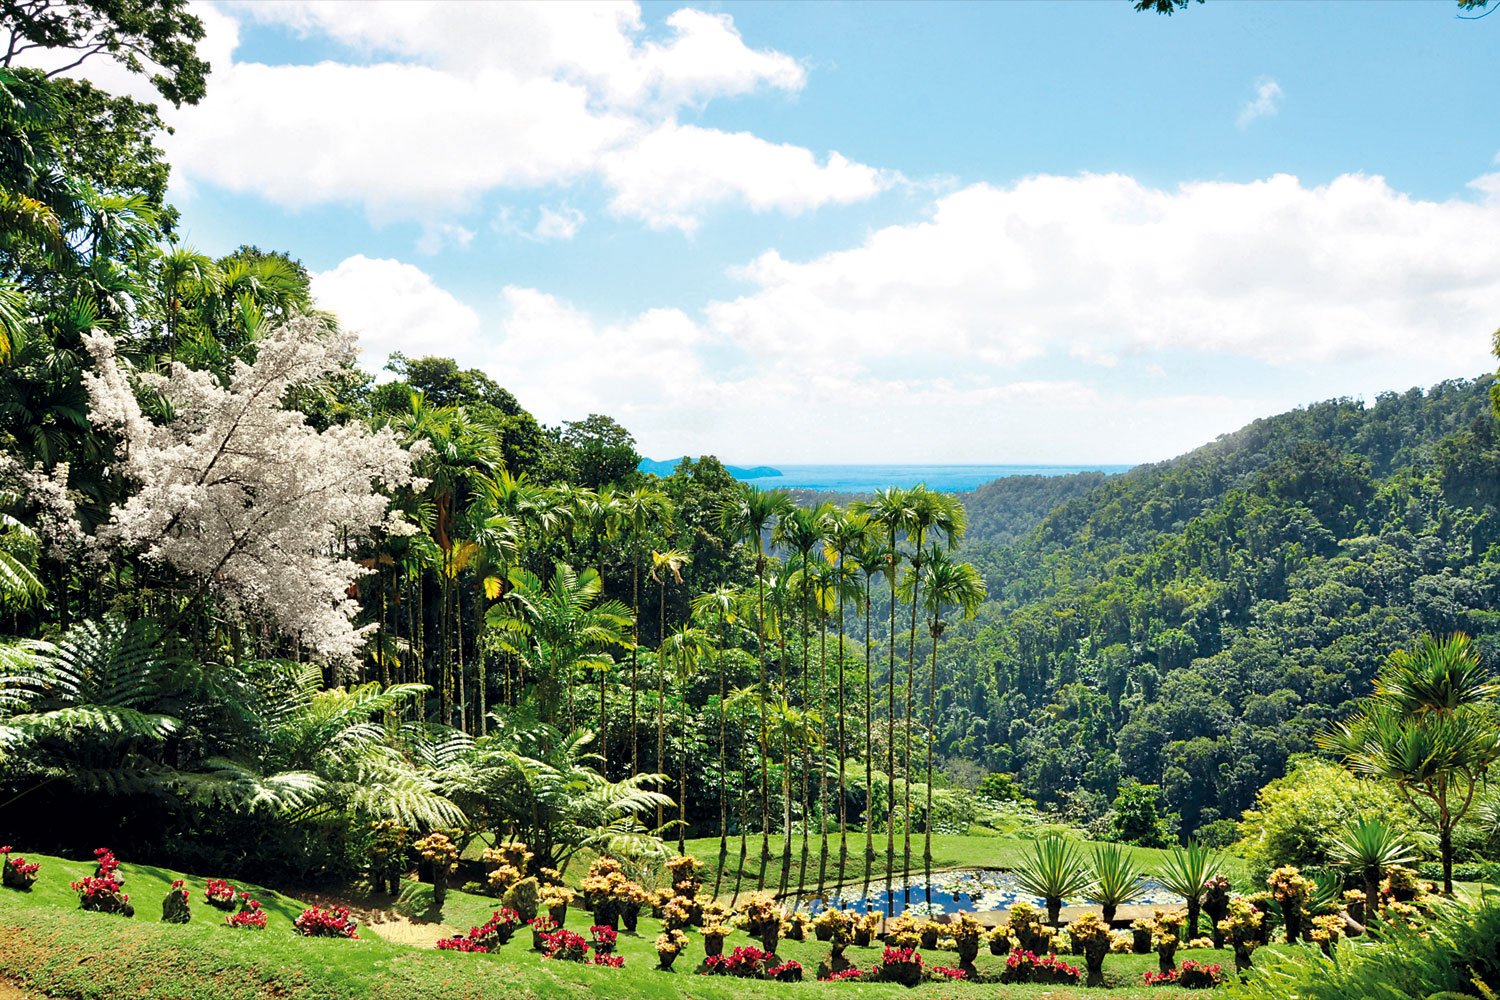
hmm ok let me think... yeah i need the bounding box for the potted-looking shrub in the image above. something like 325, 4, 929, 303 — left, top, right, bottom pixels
1068, 911, 1111, 988
655, 928, 688, 970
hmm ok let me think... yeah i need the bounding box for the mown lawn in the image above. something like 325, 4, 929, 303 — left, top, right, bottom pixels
0, 849, 1290, 1000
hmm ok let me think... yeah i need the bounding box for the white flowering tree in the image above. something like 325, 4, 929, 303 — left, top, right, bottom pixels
83, 316, 420, 661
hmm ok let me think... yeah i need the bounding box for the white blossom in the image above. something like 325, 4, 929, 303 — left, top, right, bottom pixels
83, 317, 417, 660
0, 456, 89, 562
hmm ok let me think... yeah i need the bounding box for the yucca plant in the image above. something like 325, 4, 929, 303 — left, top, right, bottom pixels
1328, 816, 1418, 923
1013, 833, 1095, 925
1087, 842, 1148, 924
1153, 841, 1223, 939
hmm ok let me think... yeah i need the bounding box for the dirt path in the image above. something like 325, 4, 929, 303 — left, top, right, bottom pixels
0, 979, 42, 999
294, 889, 457, 948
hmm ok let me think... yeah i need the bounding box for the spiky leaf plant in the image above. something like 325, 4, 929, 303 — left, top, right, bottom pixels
1153, 841, 1224, 939
1087, 842, 1148, 924
1013, 833, 1094, 925
1328, 815, 1419, 921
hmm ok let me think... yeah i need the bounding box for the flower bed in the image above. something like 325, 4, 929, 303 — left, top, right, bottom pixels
541, 928, 591, 962
204, 878, 238, 911
872, 946, 924, 987
1000, 949, 1081, 985
293, 905, 359, 939
701, 945, 772, 978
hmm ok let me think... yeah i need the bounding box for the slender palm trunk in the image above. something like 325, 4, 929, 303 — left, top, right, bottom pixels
923, 619, 940, 907
631, 530, 641, 777
902, 536, 926, 909
885, 546, 898, 917
793, 570, 810, 902
816, 599, 830, 903
473, 586, 487, 737
455, 581, 466, 732
656, 583, 667, 831
377, 565, 389, 688
863, 578, 875, 910
756, 550, 771, 893
836, 574, 849, 898
715, 607, 729, 898
679, 659, 689, 855
779, 616, 796, 903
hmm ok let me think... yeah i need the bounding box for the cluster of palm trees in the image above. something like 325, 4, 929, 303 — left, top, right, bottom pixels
364, 458, 988, 914
714, 484, 986, 911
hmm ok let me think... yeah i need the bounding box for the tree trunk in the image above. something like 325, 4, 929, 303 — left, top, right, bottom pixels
836, 575, 848, 898
885, 546, 898, 917
631, 533, 640, 777
863, 582, 875, 911
716, 607, 729, 898
923, 622, 940, 906
656, 583, 667, 832
902, 544, 923, 910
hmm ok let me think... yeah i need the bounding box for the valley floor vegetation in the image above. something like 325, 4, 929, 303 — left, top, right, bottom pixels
4, 3, 1500, 1000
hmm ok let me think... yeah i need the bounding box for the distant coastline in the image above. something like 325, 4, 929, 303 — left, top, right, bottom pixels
640, 459, 1133, 494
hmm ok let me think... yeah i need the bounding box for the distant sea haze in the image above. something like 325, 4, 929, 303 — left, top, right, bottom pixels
676, 463, 1134, 494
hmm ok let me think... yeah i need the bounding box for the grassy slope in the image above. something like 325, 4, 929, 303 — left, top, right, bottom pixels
0, 850, 1288, 1000
682, 834, 1251, 896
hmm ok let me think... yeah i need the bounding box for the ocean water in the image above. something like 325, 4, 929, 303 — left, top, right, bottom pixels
733, 464, 1133, 494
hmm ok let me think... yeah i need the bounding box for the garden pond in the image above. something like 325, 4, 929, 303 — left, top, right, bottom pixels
798, 868, 1183, 915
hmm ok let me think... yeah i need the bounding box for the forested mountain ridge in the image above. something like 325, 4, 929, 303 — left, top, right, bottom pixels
935, 375, 1500, 842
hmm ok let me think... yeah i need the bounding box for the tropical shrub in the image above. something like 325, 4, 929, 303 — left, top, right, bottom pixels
884, 912, 921, 947
542, 928, 591, 962
501, 877, 540, 924
539, 883, 574, 923
161, 880, 190, 923
482, 841, 533, 894
986, 925, 1011, 955
767, 958, 803, 982
701, 945, 771, 978
414, 833, 459, 909
1005, 900, 1047, 952
854, 911, 880, 947
0, 846, 39, 889
1068, 911, 1111, 987
71, 852, 131, 917
1267, 866, 1314, 943
527, 915, 557, 950
950, 911, 983, 966
293, 905, 359, 939
203, 878, 237, 910
1178, 959, 1227, 988
655, 928, 688, 969
931, 966, 967, 980
468, 908, 520, 949
1232, 895, 1500, 1000
590, 925, 618, 955
872, 946, 925, 987
1237, 757, 1417, 880
1000, 949, 1081, 985
366, 820, 410, 895
226, 905, 267, 929
1217, 898, 1263, 974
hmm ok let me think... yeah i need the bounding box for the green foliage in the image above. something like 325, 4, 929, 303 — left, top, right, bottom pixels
1234, 894, 1500, 1000
1012, 833, 1094, 921
1237, 757, 1419, 880
1107, 781, 1178, 848
1086, 841, 1148, 915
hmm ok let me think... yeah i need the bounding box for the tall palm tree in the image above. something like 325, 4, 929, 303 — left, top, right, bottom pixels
774, 504, 830, 897
812, 551, 857, 904
622, 487, 672, 776
852, 529, 889, 909
649, 547, 691, 777
912, 546, 985, 900
895, 487, 965, 905
661, 624, 711, 853
692, 584, 741, 896
153, 244, 220, 364
851, 487, 916, 914
718, 485, 793, 896
826, 509, 872, 895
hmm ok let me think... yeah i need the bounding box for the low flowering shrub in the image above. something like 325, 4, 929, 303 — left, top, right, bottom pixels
204, 878, 238, 910
0, 847, 41, 890
872, 946, 925, 987
468, 908, 521, 949
590, 924, 618, 955
701, 945, 772, 978
226, 907, 267, 929
767, 958, 803, 983
1178, 959, 1227, 989
1144, 969, 1180, 986
591, 953, 624, 968
71, 853, 131, 917
293, 905, 359, 939
542, 928, 591, 962
932, 966, 968, 980
819, 967, 867, 982
436, 936, 489, 953
162, 880, 191, 923
1000, 949, 1081, 986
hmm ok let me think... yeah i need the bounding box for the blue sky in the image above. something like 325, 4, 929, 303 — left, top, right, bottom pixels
55, 1, 1500, 464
